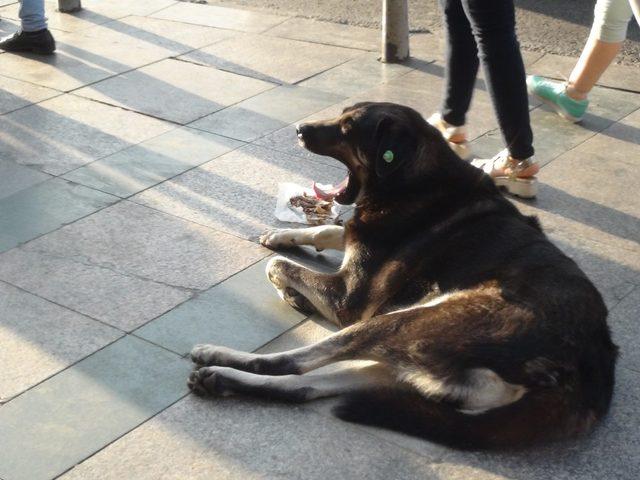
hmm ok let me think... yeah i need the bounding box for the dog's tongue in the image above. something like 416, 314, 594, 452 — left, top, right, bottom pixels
313, 176, 349, 200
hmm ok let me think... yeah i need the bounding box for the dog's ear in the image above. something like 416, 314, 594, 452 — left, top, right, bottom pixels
374, 116, 418, 177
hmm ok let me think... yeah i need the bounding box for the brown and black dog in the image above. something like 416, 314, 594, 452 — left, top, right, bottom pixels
188, 102, 618, 450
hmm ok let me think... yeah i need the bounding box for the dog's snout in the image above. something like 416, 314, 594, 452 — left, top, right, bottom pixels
296, 123, 310, 140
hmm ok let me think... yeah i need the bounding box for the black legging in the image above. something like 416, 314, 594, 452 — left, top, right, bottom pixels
440, 0, 534, 160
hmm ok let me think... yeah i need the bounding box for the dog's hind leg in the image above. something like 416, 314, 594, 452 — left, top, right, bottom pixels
260, 225, 345, 252
188, 361, 396, 401
190, 326, 360, 375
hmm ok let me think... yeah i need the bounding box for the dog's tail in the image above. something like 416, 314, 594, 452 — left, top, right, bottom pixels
332, 388, 600, 450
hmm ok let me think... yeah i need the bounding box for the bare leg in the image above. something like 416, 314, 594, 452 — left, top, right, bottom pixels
567, 36, 622, 100
188, 362, 396, 401
260, 225, 345, 252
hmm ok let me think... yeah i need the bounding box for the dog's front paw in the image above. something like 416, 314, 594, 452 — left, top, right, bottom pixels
260, 229, 296, 250
191, 344, 233, 366
188, 366, 235, 397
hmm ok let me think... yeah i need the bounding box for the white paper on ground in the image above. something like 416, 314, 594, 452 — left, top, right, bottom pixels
274, 182, 341, 225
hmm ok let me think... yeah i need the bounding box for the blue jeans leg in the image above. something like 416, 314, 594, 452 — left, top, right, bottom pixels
19, 0, 48, 32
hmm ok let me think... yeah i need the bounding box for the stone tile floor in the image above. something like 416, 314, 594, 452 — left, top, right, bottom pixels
0, 1, 638, 479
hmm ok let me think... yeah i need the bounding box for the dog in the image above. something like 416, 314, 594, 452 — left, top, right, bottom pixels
188, 102, 618, 450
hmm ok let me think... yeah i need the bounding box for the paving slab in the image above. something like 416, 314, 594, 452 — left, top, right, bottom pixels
58, 392, 440, 480
179, 33, 362, 84
63, 127, 243, 198
0, 94, 174, 176
409, 33, 544, 69
0, 178, 118, 254
151, 2, 286, 33
298, 52, 414, 97
409, 33, 446, 62
266, 17, 379, 51
135, 256, 306, 355
253, 99, 353, 163
534, 148, 640, 246
0, 335, 190, 480
0, 246, 193, 332
531, 53, 640, 94
0, 75, 60, 115
0, 0, 178, 33
433, 366, 640, 480
80, 0, 178, 17
189, 84, 345, 141
0, 281, 122, 403
73, 58, 274, 124
93, 15, 234, 55
0, 201, 267, 330
0, 161, 51, 201
0, 17, 16, 39
131, 143, 347, 239
548, 232, 639, 310
572, 105, 640, 167
608, 287, 640, 372
0, 24, 184, 92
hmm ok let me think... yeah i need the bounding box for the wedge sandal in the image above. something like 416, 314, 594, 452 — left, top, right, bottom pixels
471, 149, 539, 199
427, 112, 472, 160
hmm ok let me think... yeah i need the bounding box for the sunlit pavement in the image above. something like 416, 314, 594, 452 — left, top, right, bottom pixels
0, 1, 639, 479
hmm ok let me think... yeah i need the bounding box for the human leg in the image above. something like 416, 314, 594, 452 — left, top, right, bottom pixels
462, 0, 534, 161
568, 0, 633, 98
0, 0, 55, 54
439, 0, 480, 128
527, 0, 633, 122
429, 0, 479, 158
19, 0, 48, 32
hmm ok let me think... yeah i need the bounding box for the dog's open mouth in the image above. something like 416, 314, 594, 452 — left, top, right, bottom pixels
297, 126, 360, 205
313, 173, 359, 205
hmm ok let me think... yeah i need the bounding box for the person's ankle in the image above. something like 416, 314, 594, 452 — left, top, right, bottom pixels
565, 84, 589, 102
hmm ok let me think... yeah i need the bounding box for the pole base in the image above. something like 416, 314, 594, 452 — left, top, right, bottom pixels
58, 0, 82, 13
381, 0, 410, 63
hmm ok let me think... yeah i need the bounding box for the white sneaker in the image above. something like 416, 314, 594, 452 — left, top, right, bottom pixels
471, 149, 539, 199
427, 112, 472, 160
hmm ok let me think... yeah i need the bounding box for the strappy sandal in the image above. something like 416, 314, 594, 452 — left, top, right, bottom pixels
471, 149, 539, 199
427, 112, 472, 160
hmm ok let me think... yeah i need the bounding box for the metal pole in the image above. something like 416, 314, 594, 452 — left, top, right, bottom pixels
58, 0, 82, 13
381, 0, 409, 63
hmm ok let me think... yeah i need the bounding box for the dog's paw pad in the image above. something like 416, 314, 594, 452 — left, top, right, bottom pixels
188, 367, 233, 397
187, 369, 210, 397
